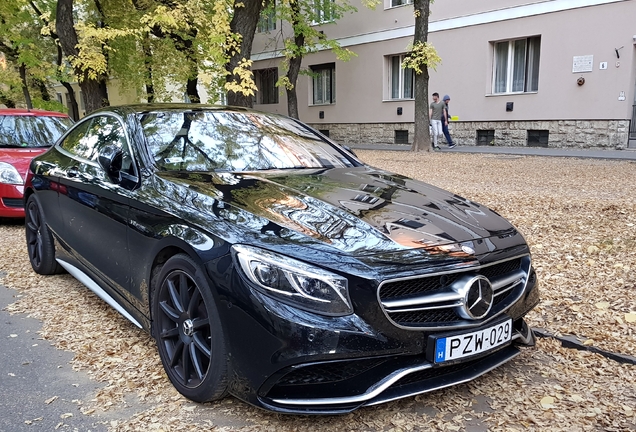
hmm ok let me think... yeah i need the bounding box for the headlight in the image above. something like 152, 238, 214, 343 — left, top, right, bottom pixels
233, 244, 352, 316
0, 162, 23, 185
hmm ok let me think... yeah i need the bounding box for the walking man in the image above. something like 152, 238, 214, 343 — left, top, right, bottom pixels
442, 95, 456, 148
429, 92, 446, 150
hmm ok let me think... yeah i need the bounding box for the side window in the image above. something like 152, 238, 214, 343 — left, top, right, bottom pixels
59, 118, 96, 159
60, 115, 136, 178
90, 116, 136, 177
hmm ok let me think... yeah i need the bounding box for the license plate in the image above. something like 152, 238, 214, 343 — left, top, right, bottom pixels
430, 318, 512, 364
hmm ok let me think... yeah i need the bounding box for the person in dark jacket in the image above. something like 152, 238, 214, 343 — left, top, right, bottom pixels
442, 95, 456, 148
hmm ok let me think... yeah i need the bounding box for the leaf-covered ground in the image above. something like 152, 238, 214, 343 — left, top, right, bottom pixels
1, 152, 634, 431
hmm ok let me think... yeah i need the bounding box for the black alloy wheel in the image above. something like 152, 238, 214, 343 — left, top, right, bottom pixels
153, 254, 228, 402
25, 195, 62, 275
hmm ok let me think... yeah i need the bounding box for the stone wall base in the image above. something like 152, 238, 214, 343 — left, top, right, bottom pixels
308, 120, 630, 149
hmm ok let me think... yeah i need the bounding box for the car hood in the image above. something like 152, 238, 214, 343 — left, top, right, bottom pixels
0, 148, 49, 177
157, 166, 518, 257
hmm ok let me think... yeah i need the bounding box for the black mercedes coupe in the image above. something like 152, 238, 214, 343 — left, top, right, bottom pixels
25, 104, 539, 414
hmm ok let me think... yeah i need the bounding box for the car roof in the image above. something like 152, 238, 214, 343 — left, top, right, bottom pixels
95, 103, 253, 116
0, 108, 70, 118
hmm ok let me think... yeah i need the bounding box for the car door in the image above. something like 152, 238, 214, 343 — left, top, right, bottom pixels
56, 114, 137, 297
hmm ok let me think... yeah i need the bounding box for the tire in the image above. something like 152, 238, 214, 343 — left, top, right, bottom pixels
152, 253, 228, 402
25, 195, 63, 275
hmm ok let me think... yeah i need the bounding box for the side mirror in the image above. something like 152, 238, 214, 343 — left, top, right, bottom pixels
98, 145, 123, 184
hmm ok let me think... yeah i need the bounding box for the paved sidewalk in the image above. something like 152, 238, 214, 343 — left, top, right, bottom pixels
349, 143, 636, 161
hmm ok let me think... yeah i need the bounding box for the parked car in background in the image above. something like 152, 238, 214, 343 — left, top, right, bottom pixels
0, 108, 72, 218
25, 104, 539, 414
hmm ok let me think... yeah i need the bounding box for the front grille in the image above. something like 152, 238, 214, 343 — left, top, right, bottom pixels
2, 198, 23, 208
380, 273, 461, 298
391, 309, 458, 324
379, 256, 529, 329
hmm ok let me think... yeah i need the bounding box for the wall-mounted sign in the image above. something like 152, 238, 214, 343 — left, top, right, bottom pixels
618, 91, 626, 101
573, 55, 593, 73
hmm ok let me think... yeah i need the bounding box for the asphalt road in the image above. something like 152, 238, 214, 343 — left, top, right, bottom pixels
0, 278, 107, 431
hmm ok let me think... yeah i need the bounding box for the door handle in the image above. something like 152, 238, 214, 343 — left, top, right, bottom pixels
67, 166, 79, 178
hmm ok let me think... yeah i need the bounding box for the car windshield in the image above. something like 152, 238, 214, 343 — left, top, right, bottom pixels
0, 115, 73, 148
139, 110, 357, 172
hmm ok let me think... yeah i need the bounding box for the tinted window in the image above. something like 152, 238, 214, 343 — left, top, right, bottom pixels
60, 115, 135, 176
139, 111, 355, 172
59, 118, 94, 158
0, 115, 72, 148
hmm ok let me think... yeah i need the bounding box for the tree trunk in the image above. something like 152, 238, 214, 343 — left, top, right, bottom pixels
411, 0, 432, 152
57, 45, 80, 119
28, 1, 79, 118
56, 0, 109, 114
61, 82, 80, 120
142, 35, 155, 103
172, 32, 200, 103
36, 79, 51, 101
285, 4, 304, 119
19, 64, 33, 109
225, 0, 264, 107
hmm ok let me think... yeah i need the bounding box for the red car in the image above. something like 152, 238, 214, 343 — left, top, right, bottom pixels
0, 108, 73, 218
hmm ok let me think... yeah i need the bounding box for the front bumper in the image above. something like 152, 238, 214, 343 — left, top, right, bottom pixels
0, 183, 26, 217
209, 254, 540, 414
258, 319, 534, 414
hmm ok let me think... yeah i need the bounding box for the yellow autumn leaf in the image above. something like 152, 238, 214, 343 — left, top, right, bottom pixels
540, 396, 556, 409
587, 245, 599, 253
625, 312, 636, 323
595, 301, 610, 310
583, 339, 594, 346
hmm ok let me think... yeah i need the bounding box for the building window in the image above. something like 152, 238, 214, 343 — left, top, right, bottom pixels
493, 36, 540, 94
395, 130, 409, 144
313, 0, 334, 23
318, 129, 330, 137
527, 130, 549, 147
390, 0, 412, 6
311, 63, 335, 105
254, 68, 279, 104
477, 130, 495, 146
389, 55, 414, 99
257, 0, 276, 33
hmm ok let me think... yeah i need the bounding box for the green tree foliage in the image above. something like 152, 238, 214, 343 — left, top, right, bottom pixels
0, 0, 63, 110
2, 0, 289, 113
272, 0, 357, 119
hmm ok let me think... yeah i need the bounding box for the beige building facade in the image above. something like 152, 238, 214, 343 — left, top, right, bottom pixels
251, 0, 636, 149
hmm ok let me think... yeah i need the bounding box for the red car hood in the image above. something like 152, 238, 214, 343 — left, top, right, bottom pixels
0, 148, 49, 178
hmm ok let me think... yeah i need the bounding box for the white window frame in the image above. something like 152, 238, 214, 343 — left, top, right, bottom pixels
386, 0, 412, 9
312, 0, 335, 24
257, 0, 276, 33
387, 54, 414, 100
492, 36, 541, 94
310, 63, 335, 105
